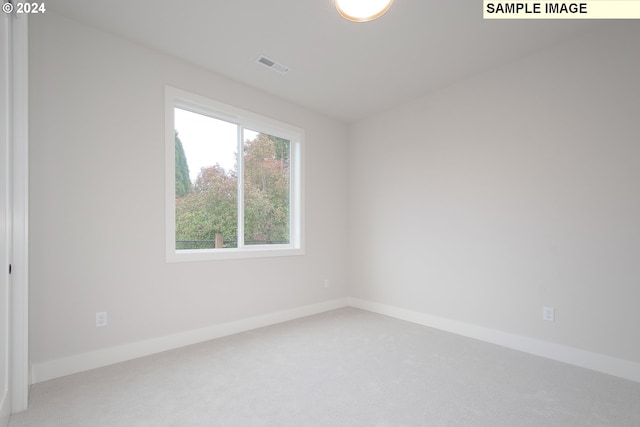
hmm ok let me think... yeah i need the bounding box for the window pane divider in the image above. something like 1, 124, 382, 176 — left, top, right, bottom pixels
237, 124, 245, 249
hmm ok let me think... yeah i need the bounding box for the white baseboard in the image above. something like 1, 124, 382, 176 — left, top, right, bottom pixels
31, 298, 349, 384
348, 297, 640, 383
31, 296, 640, 385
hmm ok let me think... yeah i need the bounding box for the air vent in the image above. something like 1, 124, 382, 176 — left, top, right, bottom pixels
257, 56, 289, 74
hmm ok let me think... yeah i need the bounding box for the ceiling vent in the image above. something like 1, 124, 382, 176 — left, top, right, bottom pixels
257, 56, 289, 74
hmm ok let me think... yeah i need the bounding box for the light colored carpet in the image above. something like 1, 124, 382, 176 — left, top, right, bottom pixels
10, 308, 640, 426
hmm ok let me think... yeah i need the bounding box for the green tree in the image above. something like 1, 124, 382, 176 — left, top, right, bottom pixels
174, 133, 291, 248
176, 164, 237, 248
268, 135, 290, 163
244, 133, 290, 243
175, 132, 191, 197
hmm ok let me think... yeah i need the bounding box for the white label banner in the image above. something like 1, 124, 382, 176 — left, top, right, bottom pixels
483, 1, 640, 19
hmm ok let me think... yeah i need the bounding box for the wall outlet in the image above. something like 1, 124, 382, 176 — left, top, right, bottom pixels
542, 306, 555, 322
96, 312, 108, 327
323, 279, 330, 289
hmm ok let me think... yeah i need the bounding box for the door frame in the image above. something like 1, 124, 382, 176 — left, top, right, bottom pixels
10, 9, 29, 415
1, 5, 12, 425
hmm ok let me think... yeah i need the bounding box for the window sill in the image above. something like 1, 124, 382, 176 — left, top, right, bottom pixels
166, 247, 305, 262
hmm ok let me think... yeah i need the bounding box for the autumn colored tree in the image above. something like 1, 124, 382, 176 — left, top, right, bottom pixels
243, 133, 290, 244
175, 164, 237, 248
175, 133, 290, 249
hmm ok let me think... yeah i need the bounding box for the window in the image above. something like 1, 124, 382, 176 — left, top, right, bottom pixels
165, 86, 304, 261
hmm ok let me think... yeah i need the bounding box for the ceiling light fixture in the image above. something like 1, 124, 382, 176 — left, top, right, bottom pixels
335, 0, 393, 22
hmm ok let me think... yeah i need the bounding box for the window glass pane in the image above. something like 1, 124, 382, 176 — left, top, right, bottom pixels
174, 107, 238, 249
243, 129, 291, 245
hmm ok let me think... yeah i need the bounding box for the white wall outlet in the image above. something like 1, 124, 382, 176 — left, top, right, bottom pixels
323, 279, 330, 289
542, 306, 555, 322
96, 312, 108, 327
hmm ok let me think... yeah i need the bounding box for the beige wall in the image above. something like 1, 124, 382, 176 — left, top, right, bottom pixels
29, 13, 349, 365
348, 23, 640, 364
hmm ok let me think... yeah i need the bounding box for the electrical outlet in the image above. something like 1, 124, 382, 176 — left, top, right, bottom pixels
324, 279, 330, 289
542, 306, 555, 322
96, 312, 108, 327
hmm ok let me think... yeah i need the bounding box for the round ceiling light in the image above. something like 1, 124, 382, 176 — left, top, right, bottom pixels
335, 0, 394, 22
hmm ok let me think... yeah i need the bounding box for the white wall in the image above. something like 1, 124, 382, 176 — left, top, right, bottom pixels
0, 10, 10, 425
29, 13, 349, 373
349, 23, 640, 365
29, 12, 640, 382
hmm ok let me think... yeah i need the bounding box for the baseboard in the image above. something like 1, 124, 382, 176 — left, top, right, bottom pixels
348, 297, 640, 383
31, 297, 349, 384
31, 296, 640, 385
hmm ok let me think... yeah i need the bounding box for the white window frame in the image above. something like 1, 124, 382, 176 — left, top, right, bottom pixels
165, 86, 304, 262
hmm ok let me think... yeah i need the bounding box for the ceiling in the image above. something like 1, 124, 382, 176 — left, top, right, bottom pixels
47, 0, 602, 123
